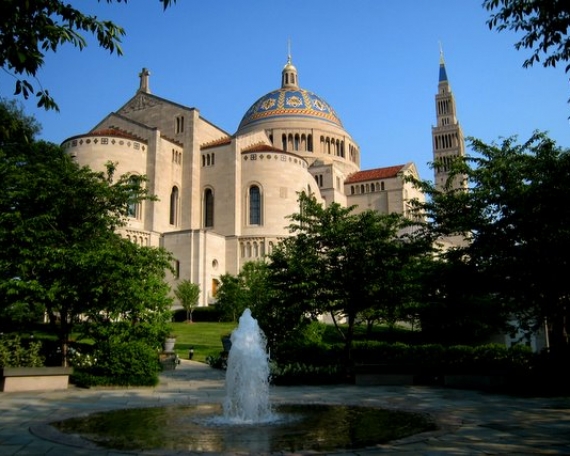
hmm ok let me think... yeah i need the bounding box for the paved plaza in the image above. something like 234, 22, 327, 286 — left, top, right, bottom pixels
1, 360, 570, 455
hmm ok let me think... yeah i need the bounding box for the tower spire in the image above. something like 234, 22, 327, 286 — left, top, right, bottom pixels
438, 42, 448, 83
431, 49, 466, 191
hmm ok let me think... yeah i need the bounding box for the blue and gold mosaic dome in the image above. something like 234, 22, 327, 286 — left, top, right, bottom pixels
237, 58, 343, 131
238, 88, 343, 130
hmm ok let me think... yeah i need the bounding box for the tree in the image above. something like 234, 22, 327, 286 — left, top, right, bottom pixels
484, 1, 570, 73
174, 280, 200, 322
215, 261, 272, 323
0, 0, 176, 110
413, 132, 570, 352
0, 99, 174, 365
268, 192, 429, 368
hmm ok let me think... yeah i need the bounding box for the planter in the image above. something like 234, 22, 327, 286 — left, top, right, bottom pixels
163, 337, 176, 353
159, 353, 178, 370
221, 335, 232, 353
1, 366, 73, 392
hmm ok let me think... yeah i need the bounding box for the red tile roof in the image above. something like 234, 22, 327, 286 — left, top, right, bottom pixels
88, 128, 145, 142
241, 142, 283, 153
201, 136, 232, 149
345, 165, 405, 184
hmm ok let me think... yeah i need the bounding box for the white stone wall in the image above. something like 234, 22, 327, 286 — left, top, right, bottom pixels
62, 79, 421, 308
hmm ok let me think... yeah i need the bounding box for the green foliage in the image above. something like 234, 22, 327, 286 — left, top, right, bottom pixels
0, 334, 45, 367
0, 99, 174, 366
270, 362, 345, 385
173, 306, 222, 322
205, 354, 227, 370
484, 0, 570, 74
215, 261, 272, 323
268, 192, 431, 367
173, 280, 200, 321
350, 341, 533, 374
0, 1, 176, 110
72, 341, 161, 387
416, 252, 508, 345
412, 132, 570, 351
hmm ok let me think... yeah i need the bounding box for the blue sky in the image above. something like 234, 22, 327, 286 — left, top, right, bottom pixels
2, 1, 569, 182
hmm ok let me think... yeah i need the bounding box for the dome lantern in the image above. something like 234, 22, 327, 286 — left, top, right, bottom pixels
281, 55, 298, 89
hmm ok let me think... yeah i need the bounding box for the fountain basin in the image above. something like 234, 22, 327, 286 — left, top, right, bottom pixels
49, 403, 436, 453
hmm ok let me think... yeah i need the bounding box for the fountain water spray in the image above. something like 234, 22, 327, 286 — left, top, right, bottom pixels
47, 307, 435, 452
223, 308, 273, 424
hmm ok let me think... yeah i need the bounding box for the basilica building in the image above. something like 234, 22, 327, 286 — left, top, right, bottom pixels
62, 53, 464, 306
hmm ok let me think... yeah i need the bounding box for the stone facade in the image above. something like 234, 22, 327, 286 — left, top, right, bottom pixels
62, 56, 456, 307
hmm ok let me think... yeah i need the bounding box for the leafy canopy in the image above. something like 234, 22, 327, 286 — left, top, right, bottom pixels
0, 99, 174, 364
174, 280, 200, 322
269, 192, 430, 365
413, 132, 570, 350
0, 0, 176, 110
484, 0, 570, 73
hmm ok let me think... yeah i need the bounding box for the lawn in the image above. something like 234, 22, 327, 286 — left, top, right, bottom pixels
169, 321, 237, 363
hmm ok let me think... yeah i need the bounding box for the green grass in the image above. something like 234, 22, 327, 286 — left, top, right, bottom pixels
169, 321, 237, 363
169, 321, 419, 363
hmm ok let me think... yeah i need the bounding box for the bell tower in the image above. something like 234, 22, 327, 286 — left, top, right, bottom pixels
432, 49, 466, 191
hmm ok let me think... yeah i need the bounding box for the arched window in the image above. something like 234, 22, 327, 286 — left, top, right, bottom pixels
204, 188, 214, 227
169, 186, 179, 225
127, 176, 141, 219
212, 279, 220, 298
249, 185, 261, 225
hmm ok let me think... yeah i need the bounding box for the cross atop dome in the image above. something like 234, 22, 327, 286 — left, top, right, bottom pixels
282, 41, 298, 89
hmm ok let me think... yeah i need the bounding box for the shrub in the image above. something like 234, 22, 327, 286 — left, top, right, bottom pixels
0, 334, 45, 367
186, 306, 224, 322
351, 341, 411, 365
71, 341, 161, 387
270, 362, 345, 385
205, 353, 227, 370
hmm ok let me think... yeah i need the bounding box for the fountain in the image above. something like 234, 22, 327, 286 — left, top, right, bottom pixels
41, 308, 436, 453
222, 308, 274, 423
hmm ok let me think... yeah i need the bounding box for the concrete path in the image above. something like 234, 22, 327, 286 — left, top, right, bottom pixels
1, 360, 570, 455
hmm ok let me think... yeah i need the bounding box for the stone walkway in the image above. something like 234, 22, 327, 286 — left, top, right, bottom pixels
1, 360, 570, 455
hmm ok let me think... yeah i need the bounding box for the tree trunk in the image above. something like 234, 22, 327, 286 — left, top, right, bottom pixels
343, 312, 356, 380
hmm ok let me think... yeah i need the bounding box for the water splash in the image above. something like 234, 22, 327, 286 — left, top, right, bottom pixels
222, 308, 273, 424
